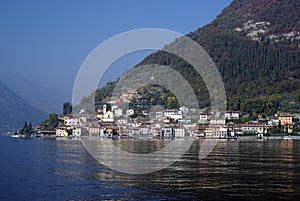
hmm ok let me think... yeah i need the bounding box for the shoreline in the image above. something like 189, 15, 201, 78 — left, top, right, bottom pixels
6, 134, 300, 141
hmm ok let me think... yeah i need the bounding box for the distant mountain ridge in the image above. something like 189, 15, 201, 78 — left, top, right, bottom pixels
0, 73, 70, 114
0, 81, 45, 133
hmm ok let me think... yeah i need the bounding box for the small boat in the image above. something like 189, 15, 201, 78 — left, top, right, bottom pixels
282, 136, 292, 140
119, 134, 129, 138
195, 133, 205, 138
11, 135, 19, 138
112, 135, 119, 139
31, 133, 42, 138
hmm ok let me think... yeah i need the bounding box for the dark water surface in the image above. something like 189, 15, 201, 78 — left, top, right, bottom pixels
1, 136, 300, 200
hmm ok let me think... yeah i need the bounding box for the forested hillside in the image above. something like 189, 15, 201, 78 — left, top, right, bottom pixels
79, 0, 300, 116
135, 0, 300, 115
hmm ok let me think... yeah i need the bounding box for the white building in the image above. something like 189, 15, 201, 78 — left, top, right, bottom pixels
205, 126, 227, 138
87, 126, 102, 135
199, 113, 211, 123
179, 106, 189, 114
126, 109, 134, 116
72, 127, 82, 137
114, 108, 123, 117
241, 123, 269, 134
111, 105, 119, 111
116, 118, 128, 125
214, 127, 228, 138
210, 119, 226, 125
56, 128, 69, 137
155, 109, 183, 121
102, 111, 114, 122
174, 127, 185, 138
155, 111, 164, 119
268, 118, 280, 126
139, 127, 151, 135
162, 127, 173, 138
64, 117, 79, 127
164, 109, 183, 120
225, 110, 240, 119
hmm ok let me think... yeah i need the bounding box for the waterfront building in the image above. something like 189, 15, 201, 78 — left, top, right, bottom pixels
72, 127, 82, 137
56, 128, 69, 137
174, 127, 185, 138
162, 127, 173, 138
240, 123, 269, 134
278, 113, 294, 133
86, 126, 102, 136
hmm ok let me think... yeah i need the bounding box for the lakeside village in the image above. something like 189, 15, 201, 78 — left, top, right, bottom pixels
15, 90, 300, 140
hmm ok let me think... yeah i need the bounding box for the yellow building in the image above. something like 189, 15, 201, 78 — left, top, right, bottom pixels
56, 128, 69, 137
278, 114, 294, 133
279, 115, 293, 125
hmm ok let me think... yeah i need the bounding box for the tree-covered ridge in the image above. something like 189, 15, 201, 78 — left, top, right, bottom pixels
207, 0, 300, 36
74, 81, 116, 113
133, 0, 300, 116
77, 0, 300, 117
129, 85, 180, 112
137, 37, 299, 115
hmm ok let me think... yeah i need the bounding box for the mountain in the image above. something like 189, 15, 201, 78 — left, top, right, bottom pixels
0, 73, 70, 114
136, 0, 300, 115
0, 81, 46, 133
81, 0, 300, 116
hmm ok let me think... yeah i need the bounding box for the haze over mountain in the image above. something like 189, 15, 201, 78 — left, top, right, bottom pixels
0, 73, 70, 114
0, 81, 46, 132
82, 0, 300, 116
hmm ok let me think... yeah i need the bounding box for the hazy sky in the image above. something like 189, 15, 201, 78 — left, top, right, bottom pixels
0, 0, 232, 96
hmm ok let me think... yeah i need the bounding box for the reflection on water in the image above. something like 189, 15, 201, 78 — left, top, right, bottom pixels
1, 136, 300, 200
112, 139, 170, 154
279, 140, 294, 194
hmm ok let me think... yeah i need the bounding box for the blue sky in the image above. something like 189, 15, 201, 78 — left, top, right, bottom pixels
0, 0, 232, 97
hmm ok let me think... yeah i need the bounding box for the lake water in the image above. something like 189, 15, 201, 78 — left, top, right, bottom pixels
1, 136, 300, 200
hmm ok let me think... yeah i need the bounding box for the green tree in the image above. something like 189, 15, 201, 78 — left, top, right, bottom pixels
167, 96, 178, 109
42, 113, 60, 131
29, 122, 32, 131
63, 102, 72, 115
23, 121, 29, 134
